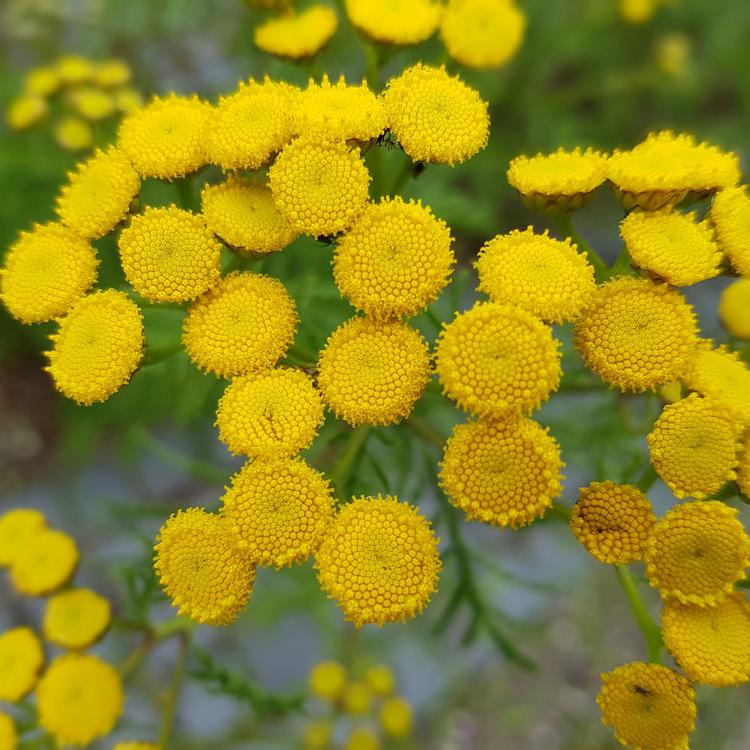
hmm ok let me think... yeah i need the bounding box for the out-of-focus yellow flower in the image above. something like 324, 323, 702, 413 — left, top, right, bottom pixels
0, 508, 46, 567
304, 718, 334, 750
656, 33, 691, 78
43, 588, 111, 650
56, 55, 94, 84
308, 661, 347, 701
53, 116, 93, 151
345, 726, 380, 750
24, 66, 60, 97
71, 87, 116, 120
380, 695, 413, 738
365, 664, 395, 695
6, 95, 47, 130
254, 6, 338, 59
9, 529, 79, 596
114, 86, 144, 113
719, 279, 750, 339
94, 59, 132, 87
0, 627, 44, 702
619, 0, 659, 24
345, 0, 441, 45
711, 186, 750, 277
343, 681, 373, 714
0, 710, 17, 750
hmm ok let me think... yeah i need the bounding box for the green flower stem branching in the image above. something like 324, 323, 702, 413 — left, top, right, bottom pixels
141, 342, 185, 368
329, 425, 371, 499
615, 564, 663, 664
119, 616, 196, 680
552, 213, 608, 280
159, 628, 192, 750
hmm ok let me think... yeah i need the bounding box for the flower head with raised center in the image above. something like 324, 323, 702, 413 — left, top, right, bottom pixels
0, 627, 44, 702
345, 0, 441, 45
9, 528, 79, 596
254, 6, 338, 60
43, 588, 111, 650
711, 186, 750, 277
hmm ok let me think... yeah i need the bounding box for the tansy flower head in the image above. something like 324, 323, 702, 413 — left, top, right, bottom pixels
182, 272, 298, 378
216, 368, 324, 458
201, 176, 297, 255
24, 66, 60, 96
309, 660, 347, 701
43, 588, 111, 650
0, 508, 46, 567
574, 277, 698, 392
440, 416, 563, 529
115, 86, 144, 113
719, 279, 750, 339
440, 0, 526, 70
620, 209, 722, 286
53, 116, 93, 151
221, 457, 335, 568
345, 727, 379, 750
647, 394, 741, 498
71, 87, 115, 120
380, 696, 413, 738
56, 55, 94, 83
269, 137, 370, 237
645, 500, 750, 606
315, 495, 441, 627
435, 301, 561, 417
597, 662, 695, 750
55, 147, 140, 239
739, 436, 750, 501
0, 711, 16, 750
254, 5, 338, 60
117, 93, 212, 179
94, 59, 131, 88
118, 205, 221, 303
154, 507, 256, 625
37, 654, 124, 746
384, 64, 489, 165
333, 197, 454, 319
9, 528, 79, 596
305, 719, 334, 750
6, 95, 47, 130
710, 186, 750, 277
620, 0, 660, 23
46, 290, 144, 405
570, 481, 656, 564
317, 317, 431, 426
365, 664, 395, 695
344, 681, 373, 714
0, 627, 44, 702
475, 228, 596, 323
662, 593, 750, 687
345, 0, 441, 45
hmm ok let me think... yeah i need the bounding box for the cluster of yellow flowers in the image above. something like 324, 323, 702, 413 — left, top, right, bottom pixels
6, 54, 143, 152
305, 661, 412, 750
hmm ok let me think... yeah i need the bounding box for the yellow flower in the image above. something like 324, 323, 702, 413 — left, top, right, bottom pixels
662, 593, 750, 687
308, 660, 347, 700
118, 205, 221, 303
315, 495, 441, 627
719, 279, 750, 339
379, 696, 413, 738
254, 5, 338, 59
46, 290, 144, 405
0, 710, 17, 750
739, 436, 750, 500
435, 302, 561, 417
56, 55, 94, 84
440, 0, 526, 70
9, 528, 79, 596
345, 0, 441, 45
597, 662, 695, 750
365, 664, 395, 695
6, 95, 47, 130
647, 394, 741, 498
345, 727, 380, 750
0, 627, 44, 702
645, 500, 750, 606
113, 744, 160, 750
1, 222, 98, 324
43, 588, 111, 650
333, 197, 454, 319
53, 116, 93, 151
55, 146, 140, 240
304, 719, 333, 750
24, 66, 60, 96
201, 176, 297, 254
221, 457, 334, 568
94, 59, 131, 88
343, 681, 372, 714
317, 317, 431, 426
117, 93, 212, 179
440, 416, 562, 529
154, 507, 256, 625
294, 74, 387, 142
574, 277, 698, 392
37, 654, 124, 746
114, 86, 144, 113
620, 209, 722, 286
656, 33, 691, 78
182, 272, 298, 378
216, 368, 324, 458
72, 87, 116, 120
205, 80, 296, 171
0, 508, 46, 567
619, 0, 659, 24
269, 138, 370, 237
383, 64, 489, 165
475, 228, 595, 323
710, 186, 750, 277
570, 482, 656, 564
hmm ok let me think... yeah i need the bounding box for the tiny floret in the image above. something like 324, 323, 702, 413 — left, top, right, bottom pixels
0, 627, 44, 702
43, 588, 112, 650
254, 6, 338, 60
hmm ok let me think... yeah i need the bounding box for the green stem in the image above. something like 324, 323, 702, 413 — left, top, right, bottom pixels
329, 425, 371, 500
389, 157, 418, 196
548, 501, 572, 522
159, 630, 191, 749
552, 214, 608, 279
141, 342, 184, 368
363, 40, 381, 91
175, 177, 195, 211
615, 564, 662, 663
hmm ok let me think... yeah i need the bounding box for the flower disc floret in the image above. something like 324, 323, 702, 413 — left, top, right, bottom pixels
118, 205, 221, 302
315, 495, 441, 627
719, 279, 750, 339
254, 5, 338, 59
333, 197, 454, 318
55, 147, 140, 239
309, 661, 347, 700
645, 500, 750, 606
9, 529, 79, 596
317, 317, 431, 426
345, 0, 441, 44
384, 65, 489, 165
0, 627, 44, 702
436, 302, 561, 417
711, 186, 750, 277
269, 138, 370, 237
440, 416, 563, 529
574, 277, 698, 392
43, 588, 111, 650
46, 290, 144, 405
0, 711, 16, 750
182, 272, 297, 378
475, 228, 595, 323
221, 457, 335, 568
154, 508, 256, 625
0, 508, 46, 567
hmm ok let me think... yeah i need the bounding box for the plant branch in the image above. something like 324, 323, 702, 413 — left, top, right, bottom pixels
329, 425, 371, 500
615, 564, 662, 663
159, 629, 191, 749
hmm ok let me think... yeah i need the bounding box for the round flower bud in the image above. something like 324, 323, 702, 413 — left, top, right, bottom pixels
345, 0, 441, 45
53, 116, 93, 151
0, 508, 46, 567
9, 529, 79, 596
365, 664, 395, 695
43, 588, 111, 650
0, 627, 44, 702
379, 695, 413, 738
719, 279, 750, 339
308, 660, 347, 701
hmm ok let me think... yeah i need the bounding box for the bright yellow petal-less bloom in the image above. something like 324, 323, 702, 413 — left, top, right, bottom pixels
221, 457, 335, 568
37, 654, 124, 746
619, 0, 660, 24
315, 495, 441, 627
46, 290, 144, 405
72, 87, 116, 120
154, 507, 256, 625
53, 116, 93, 151
94, 59, 132, 88
182, 272, 298, 378
55, 55, 94, 84
9, 528, 79, 596
436, 301, 561, 417
345, 0, 441, 45
317, 317, 431, 426
333, 197, 454, 319
365, 664, 395, 695
710, 186, 750, 277
24, 66, 60, 96
43, 588, 112, 650
0, 710, 17, 750
345, 727, 380, 750
308, 660, 347, 701
0, 627, 44, 702
343, 681, 373, 714
574, 277, 698, 392
719, 279, 750, 339
304, 719, 334, 750
645, 500, 750, 606
570, 482, 656, 564
384, 65, 489, 166
380, 696, 413, 738
6, 95, 47, 130
115, 86, 145, 113
597, 662, 695, 750
254, 5, 338, 59
440, 416, 563, 529
0, 508, 46, 567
